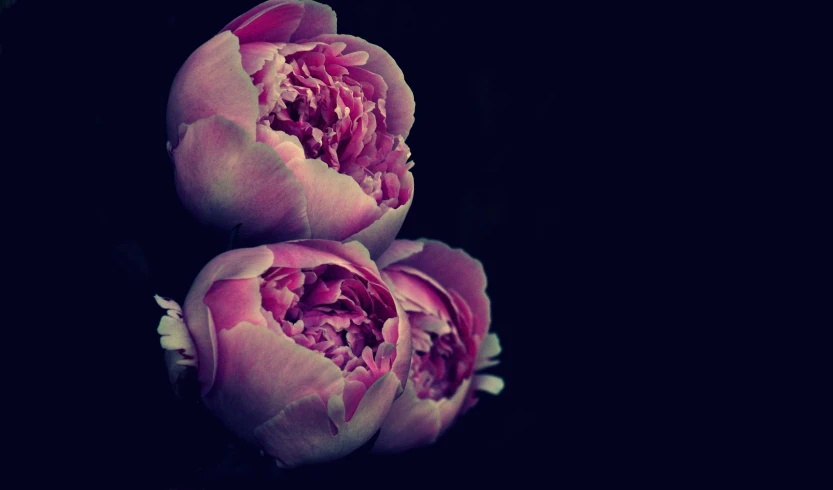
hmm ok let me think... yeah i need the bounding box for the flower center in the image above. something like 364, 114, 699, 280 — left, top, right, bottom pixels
258, 264, 397, 384
409, 311, 472, 400
385, 267, 474, 400
250, 41, 413, 209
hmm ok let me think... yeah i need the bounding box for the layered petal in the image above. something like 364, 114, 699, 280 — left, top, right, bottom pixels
228, 1, 304, 44
373, 241, 502, 453
313, 34, 415, 138
375, 239, 424, 270
343, 183, 414, 259
387, 240, 491, 339
166, 31, 259, 146
222, 0, 337, 43
284, 158, 382, 241
254, 371, 400, 467
290, 0, 338, 42
183, 246, 275, 395
372, 382, 442, 454
172, 115, 311, 244
205, 322, 345, 441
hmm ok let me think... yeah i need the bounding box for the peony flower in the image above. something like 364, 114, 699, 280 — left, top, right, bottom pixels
155, 240, 412, 467
370, 240, 504, 454
166, 0, 415, 258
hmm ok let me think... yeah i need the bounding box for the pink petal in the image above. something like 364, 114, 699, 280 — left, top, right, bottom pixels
263, 240, 371, 272
389, 309, 412, 392
166, 32, 259, 147
256, 126, 307, 164
393, 240, 491, 339
204, 322, 344, 443
437, 377, 473, 436
383, 267, 453, 320
172, 115, 311, 244
228, 1, 304, 44
372, 382, 442, 454
239, 42, 280, 75
313, 34, 415, 138
375, 240, 424, 269
223, 0, 292, 32
290, 0, 338, 42
254, 371, 400, 468
284, 158, 382, 241
203, 278, 266, 332
343, 185, 413, 260
183, 246, 275, 395
222, 1, 337, 43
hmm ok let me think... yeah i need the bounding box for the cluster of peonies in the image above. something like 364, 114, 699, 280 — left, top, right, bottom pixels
156, 0, 503, 468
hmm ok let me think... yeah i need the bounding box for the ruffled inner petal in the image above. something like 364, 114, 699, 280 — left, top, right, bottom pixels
258, 262, 399, 392
247, 39, 414, 210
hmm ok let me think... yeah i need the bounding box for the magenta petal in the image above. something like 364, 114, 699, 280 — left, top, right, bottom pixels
313, 33, 415, 138
166, 31, 259, 146
343, 185, 413, 260
255, 371, 400, 468
290, 0, 338, 41
372, 382, 442, 454
204, 322, 344, 442
223, 0, 292, 32
284, 158, 382, 241
229, 2, 304, 44
173, 115, 311, 244
183, 246, 275, 395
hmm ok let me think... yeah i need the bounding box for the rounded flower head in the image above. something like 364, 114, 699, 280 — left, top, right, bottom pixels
166, 0, 415, 258
371, 240, 504, 454
155, 240, 411, 467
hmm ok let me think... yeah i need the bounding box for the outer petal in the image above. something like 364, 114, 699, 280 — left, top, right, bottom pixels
173, 115, 311, 245
313, 34, 415, 138
375, 240, 424, 270
437, 377, 473, 435
254, 371, 400, 467
183, 246, 275, 395
223, 0, 293, 32
166, 31, 259, 146
264, 240, 374, 272
227, 2, 304, 44
389, 240, 491, 339
284, 158, 382, 241
204, 322, 345, 442
343, 185, 413, 260
203, 278, 266, 333
372, 382, 442, 454
290, 1, 338, 42
222, 1, 337, 43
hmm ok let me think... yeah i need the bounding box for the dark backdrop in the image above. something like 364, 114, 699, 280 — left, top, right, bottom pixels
2, 0, 831, 488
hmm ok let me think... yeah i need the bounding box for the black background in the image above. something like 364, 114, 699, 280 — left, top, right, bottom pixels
2, 0, 831, 488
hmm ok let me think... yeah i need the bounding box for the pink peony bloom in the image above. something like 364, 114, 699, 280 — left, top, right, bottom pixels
371, 240, 504, 453
166, 0, 415, 258
155, 240, 412, 467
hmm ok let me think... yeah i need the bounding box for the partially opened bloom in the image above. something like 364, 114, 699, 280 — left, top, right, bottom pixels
371, 240, 503, 453
167, 0, 415, 258
155, 240, 411, 467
